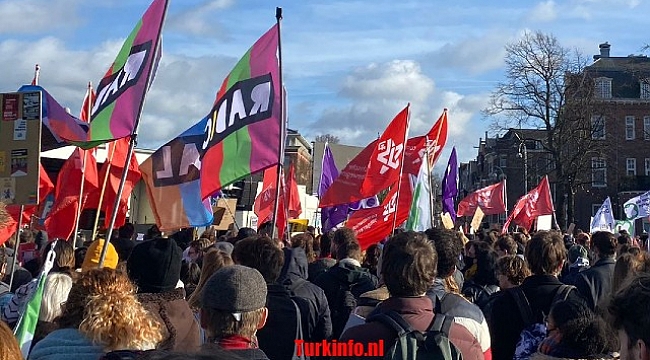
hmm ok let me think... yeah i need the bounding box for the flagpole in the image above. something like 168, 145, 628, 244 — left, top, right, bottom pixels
503, 178, 508, 230
271, 7, 286, 240
425, 136, 435, 229
548, 176, 561, 230
8, 205, 24, 291
91, 143, 115, 241
98, 0, 169, 268
391, 105, 411, 231
72, 82, 93, 247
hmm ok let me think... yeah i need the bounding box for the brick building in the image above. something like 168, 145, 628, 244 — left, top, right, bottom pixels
461, 43, 650, 233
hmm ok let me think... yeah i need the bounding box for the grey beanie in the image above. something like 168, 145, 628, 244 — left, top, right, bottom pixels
202, 265, 267, 313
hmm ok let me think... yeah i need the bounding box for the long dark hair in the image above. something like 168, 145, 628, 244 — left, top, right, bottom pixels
472, 242, 499, 286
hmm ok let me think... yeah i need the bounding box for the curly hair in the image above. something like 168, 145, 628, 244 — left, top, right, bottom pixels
188, 249, 234, 309
60, 268, 164, 351
291, 233, 316, 263
496, 255, 530, 286
0, 319, 20, 360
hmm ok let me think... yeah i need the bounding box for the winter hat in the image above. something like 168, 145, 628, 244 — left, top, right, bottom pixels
568, 244, 589, 264
202, 265, 267, 318
82, 239, 119, 271
213, 241, 234, 256
127, 237, 182, 294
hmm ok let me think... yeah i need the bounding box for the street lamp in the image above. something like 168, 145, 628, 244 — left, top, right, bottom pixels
514, 133, 528, 193
491, 166, 507, 182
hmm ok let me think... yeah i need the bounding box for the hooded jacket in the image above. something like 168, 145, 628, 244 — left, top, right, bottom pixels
29, 328, 104, 360
278, 247, 332, 341
312, 260, 378, 339
136, 287, 200, 352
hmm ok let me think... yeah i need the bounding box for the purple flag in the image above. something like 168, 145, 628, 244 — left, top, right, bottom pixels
441, 147, 459, 222
319, 144, 349, 231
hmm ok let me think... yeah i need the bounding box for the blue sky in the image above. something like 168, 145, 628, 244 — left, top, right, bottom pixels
0, 0, 648, 166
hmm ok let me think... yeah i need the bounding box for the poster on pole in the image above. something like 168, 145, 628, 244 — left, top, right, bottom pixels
470, 206, 485, 233
0, 92, 42, 205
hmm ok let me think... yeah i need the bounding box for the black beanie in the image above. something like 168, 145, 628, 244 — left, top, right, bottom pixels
127, 237, 182, 294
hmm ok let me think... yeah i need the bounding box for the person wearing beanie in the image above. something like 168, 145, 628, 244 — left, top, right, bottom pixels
127, 236, 200, 352
82, 239, 119, 271
199, 265, 270, 360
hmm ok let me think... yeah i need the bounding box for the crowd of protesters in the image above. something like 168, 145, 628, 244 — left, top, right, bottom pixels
1, 216, 650, 359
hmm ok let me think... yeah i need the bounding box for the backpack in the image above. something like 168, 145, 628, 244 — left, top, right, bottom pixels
331, 282, 359, 338
367, 310, 463, 360
511, 285, 575, 360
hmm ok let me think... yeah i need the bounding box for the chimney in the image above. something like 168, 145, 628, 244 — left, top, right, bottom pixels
599, 42, 610, 58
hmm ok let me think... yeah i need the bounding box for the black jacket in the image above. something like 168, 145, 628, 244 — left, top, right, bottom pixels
312, 261, 378, 339
257, 283, 311, 360
461, 280, 499, 307
308, 257, 336, 281
279, 247, 333, 341
486, 274, 587, 360
574, 257, 616, 310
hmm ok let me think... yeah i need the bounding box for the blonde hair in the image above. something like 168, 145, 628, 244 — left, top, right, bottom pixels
0, 320, 21, 360
39, 273, 73, 322
188, 249, 234, 309
65, 269, 164, 351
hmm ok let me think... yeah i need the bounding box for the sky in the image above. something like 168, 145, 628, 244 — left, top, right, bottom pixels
1, 0, 648, 167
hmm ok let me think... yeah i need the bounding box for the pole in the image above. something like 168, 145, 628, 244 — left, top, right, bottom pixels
91, 143, 116, 241
8, 205, 25, 291
391, 105, 411, 231
523, 143, 528, 193
271, 7, 286, 240
98, 0, 169, 268
72, 82, 93, 247
425, 136, 435, 229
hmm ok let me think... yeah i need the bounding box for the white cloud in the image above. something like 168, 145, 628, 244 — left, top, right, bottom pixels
0, 0, 81, 34
426, 32, 509, 75
167, 0, 234, 38
527, 1, 558, 22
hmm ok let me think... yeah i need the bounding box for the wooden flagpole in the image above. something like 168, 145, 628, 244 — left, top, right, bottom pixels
98, 0, 169, 268
91, 142, 115, 242
271, 7, 286, 240
72, 82, 92, 247
391, 105, 411, 231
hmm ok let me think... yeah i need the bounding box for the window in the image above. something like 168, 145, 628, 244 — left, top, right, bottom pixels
595, 77, 612, 99
591, 115, 606, 139
645, 116, 650, 140
499, 156, 507, 168
646, 158, 650, 176
626, 116, 636, 140
627, 158, 637, 176
592, 204, 603, 216
592, 157, 607, 187
641, 80, 650, 99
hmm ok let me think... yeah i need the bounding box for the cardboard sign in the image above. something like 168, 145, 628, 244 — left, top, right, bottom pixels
536, 215, 553, 231
441, 212, 455, 229
470, 207, 485, 233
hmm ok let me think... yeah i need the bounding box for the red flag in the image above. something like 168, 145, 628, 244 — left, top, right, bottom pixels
1, 165, 54, 244
502, 176, 554, 233
403, 109, 448, 177
85, 138, 141, 229
347, 176, 413, 250
30, 64, 39, 86
457, 180, 507, 217
287, 163, 302, 219
253, 166, 287, 239
80, 84, 96, 122
0, 212, 17, 247
44, 149, 99, 240
320, 105, 410, 207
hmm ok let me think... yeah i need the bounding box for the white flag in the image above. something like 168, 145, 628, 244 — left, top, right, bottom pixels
405, 155, 431, 231
590, 197, 615, 233
623, 190, 650, 221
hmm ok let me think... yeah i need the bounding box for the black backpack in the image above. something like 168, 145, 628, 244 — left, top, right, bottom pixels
367, 311, 463, 360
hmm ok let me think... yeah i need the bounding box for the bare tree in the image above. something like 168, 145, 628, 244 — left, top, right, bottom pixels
484, 31, 610, 228
314, 134, 340, 144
